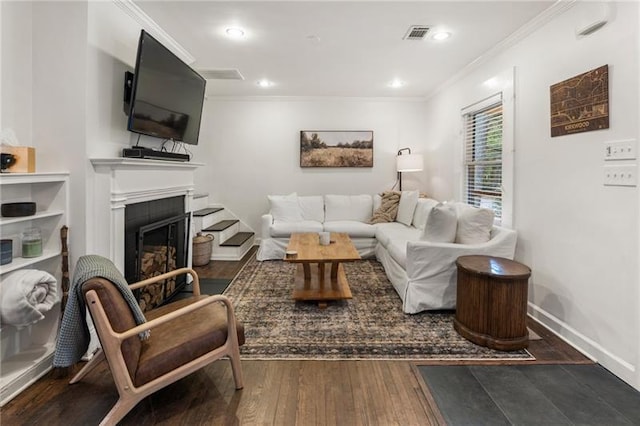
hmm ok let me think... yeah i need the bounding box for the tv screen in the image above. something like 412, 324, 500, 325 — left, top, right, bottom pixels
127, 30, 206, 145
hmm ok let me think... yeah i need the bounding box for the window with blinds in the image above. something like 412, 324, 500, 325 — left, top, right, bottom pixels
463, 101, 503, 222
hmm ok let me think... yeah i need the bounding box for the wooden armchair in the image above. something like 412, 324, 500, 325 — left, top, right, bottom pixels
69, 268, 244, 425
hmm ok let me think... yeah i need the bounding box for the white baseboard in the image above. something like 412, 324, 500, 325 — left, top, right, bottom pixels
528, 302, 637, 389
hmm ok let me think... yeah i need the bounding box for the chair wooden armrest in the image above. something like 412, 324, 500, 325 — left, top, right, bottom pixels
128, 267, 202, 297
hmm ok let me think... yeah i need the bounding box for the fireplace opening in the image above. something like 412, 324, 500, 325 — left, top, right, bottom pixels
125, 196, 190, 311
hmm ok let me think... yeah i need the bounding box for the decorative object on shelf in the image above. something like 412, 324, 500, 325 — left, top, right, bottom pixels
1, 239, 12, 265
192, 232, 214, 266
550, 64, 609, 137
0, 128, 36, 173
300, 130, 373, 168
60, 226, 70, 312
0, 269, 58, 327
21, 227, 43, 258
396, 147, 424, 190
1, 153, 16, 172
1, 201, 37, 217
0, 146, 36, 173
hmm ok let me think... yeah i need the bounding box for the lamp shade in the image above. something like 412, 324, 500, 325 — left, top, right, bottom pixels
396, 153, 423, 172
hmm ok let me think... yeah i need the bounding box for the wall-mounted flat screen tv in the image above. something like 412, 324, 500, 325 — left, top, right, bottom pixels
126, 30, 206, 145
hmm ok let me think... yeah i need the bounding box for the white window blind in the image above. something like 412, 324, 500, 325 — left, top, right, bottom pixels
463, 99, 503, 222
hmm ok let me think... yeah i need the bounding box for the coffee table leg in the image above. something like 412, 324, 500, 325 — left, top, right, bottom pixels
331, 262, 339, 279
303, 263, 311, 280
318, 262, 325, 284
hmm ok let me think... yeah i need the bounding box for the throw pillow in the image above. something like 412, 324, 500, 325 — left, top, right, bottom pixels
396, 190, 419, 226
421, 202, 457, 243
455, 204, 495, 244
412, 198, 439, 230
297, 195, 324, 222
268, 193, 303, 222
368, 191, 400, 224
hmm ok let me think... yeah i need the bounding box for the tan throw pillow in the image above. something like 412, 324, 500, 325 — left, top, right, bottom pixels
421, 202, 457, 243
455, 204, 495, 244
368, 191, 400, 224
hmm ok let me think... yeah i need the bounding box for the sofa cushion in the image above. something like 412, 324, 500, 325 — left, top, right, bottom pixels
271, 220, 323, 237
298, 195, 324, 222
422, 202, 457, 243
375, 222, 421, 248
323, 221, 377, 238
454, 203, 495, 244
412, 198, 439, 230
396, 190, 419, 226
268, 193, 303, 222
324, 194, 373, 222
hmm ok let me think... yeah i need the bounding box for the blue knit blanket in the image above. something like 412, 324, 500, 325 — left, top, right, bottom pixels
53, 255, 149, 368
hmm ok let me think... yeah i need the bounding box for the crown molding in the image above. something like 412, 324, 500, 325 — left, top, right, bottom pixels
112, 0, 195, 64
205, 95, 427, 103
425, 0, 578, 100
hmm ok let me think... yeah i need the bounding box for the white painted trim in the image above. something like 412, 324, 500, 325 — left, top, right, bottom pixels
528, 303, 637, 386
461, 93, 502, 116
427, 0, 577, 100
112, 0, 196, 65
205, 96, 426, 103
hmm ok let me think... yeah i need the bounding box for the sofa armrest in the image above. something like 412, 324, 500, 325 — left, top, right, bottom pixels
261, 213, 274, 239
405, 227, 517, 279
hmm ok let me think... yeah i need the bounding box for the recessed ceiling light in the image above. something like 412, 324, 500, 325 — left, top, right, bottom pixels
257, 79, 273, 88
388, 79, 406, 88
225, 27, 245, 39
432, 31, 451, 41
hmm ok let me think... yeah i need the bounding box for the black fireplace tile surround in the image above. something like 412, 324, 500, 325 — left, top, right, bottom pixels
124, 196, 188, 306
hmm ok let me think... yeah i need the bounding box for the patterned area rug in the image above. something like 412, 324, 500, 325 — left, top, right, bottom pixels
225, 256, 533, 360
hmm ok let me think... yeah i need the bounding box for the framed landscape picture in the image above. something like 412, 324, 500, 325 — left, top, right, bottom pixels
300, 130, 373, 167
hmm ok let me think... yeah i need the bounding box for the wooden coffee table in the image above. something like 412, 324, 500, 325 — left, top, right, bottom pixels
284, 232, 361, 308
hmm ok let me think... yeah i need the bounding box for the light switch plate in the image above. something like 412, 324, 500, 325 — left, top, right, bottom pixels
603, 164, 637, 186
604, 139, 636, 161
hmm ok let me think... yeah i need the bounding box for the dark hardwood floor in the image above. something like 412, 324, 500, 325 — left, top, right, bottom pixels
1, 247, 591, 425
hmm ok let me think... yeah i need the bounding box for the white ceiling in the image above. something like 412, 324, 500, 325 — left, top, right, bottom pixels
134, 1, 555, 98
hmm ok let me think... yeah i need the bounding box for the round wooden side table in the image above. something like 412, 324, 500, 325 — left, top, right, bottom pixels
454, 255, 531, 351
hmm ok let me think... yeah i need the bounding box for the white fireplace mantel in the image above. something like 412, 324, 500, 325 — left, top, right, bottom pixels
89, 158, 203, 270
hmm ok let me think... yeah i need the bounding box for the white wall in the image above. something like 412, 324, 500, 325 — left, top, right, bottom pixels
1, 1, 33, 145
197, 97, 428, 232
423, 2, 639, 389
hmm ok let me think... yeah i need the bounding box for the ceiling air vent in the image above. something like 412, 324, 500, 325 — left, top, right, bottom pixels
403, 25, 430, 41
198, 69, 245, 80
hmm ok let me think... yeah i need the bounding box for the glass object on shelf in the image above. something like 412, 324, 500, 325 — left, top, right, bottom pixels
21, 228, 43, 258
1, 239, 12, 265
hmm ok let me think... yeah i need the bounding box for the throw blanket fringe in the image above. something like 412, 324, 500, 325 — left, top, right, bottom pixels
0, 269, 58, 327
54, 254, 149, 368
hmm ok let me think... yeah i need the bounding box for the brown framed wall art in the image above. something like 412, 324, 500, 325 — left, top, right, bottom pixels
550, 64, 609, 137
300, 131, 373, 168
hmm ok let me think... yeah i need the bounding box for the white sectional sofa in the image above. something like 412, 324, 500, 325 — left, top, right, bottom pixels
257, 193, 517, 313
